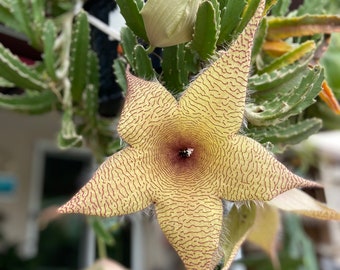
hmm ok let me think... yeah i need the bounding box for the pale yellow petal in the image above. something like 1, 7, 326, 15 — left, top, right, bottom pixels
155, 192, 223, 270
58, 147, 154, 217
247, 203, 281, 269
178, 0, 265, 137
222, 203, 256, 270
117, 70, 178, 148
268, 188, 340, 220
217, 135, 319, 201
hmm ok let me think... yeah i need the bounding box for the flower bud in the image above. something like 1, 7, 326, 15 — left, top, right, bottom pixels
140, 0, 201, 47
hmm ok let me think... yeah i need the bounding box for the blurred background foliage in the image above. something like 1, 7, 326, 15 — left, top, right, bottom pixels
0, 0, 339, 269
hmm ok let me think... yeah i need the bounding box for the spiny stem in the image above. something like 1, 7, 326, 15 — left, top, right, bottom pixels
145, 45, 155, 55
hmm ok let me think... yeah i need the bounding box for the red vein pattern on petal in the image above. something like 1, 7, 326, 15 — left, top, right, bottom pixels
216, 135, 320, 201
155, 193, 223, 270
118, 70, 178, 148
58, 147, 154, 217
178, 0, 265, 138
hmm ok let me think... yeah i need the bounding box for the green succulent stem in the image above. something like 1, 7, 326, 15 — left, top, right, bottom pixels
97, 237, 107, 259
145, 45, 155, 55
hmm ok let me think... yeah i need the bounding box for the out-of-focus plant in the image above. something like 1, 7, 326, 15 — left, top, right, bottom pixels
237, 214, 319, 270
0, 0, 120, 263
0, 0, 120, 161
1, 0, 340, 269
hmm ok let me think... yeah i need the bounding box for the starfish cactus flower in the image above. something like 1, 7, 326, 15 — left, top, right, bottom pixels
58, 1, 333, 269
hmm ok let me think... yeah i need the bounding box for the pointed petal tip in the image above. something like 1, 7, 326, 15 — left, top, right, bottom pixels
57, 205, 66, 214
300, 179, 323, 189
56, 188, 103, 217
283, 176, 322, 199
57, 192, 90, 215
57, 198, 95, 216
58, 201, 77, 215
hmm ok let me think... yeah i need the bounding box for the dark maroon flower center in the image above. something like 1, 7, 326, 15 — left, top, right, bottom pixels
178, 148, 194, 159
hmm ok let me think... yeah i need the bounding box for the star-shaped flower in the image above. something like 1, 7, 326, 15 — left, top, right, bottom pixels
58, 1, 329, 269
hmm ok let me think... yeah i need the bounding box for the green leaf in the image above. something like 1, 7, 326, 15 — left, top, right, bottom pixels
83, 51, 99, 125
42, 19, 58, 81
217, 0, 246, 45
116, 0, 148, 42
246, 118, 322, 153
0, 43, 47, 91
190, 1, 218, 60
209, 0, 221, 28
88, 217, 115, 246
283, 214, 319, 270
113, 58, 127, 94
133, 44, 155, 80
234, 0, 261, 38
120, 27, 138, 68
31, 0, 44, 30
183, 45, 199, 75
222, 203, 256, 269
0, 90, 57, 114
160, 44, 198, 95
97, 118, 116, 137
106, 138, 123, 154
264, 0, 279, 13
0, 2, 20, 32
86, 51, 100, 90
321, 33, 340, 97
0, 77, 14, 88
246, 66, 324, 126
251, 18, 267, 64
69, 11, 90, 102
11, 0, 41, 49
258, 40, 316, 75
267, 15, 340, 40
162, 44, 188, 95
295, 0, 328, 16
307, 103, 340, 130
270, 0, 291, 16
58, 109, 83, 149
249, 55, 311, 92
